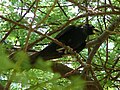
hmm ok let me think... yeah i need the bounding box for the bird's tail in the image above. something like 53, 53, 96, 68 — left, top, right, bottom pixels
30, 47, 62, 64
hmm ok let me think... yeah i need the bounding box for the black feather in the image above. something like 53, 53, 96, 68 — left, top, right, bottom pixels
30, 24, 96, 64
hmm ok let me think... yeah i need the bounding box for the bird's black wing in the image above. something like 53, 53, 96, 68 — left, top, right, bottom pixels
30, 25, 77, 62
55, 25, 76, 40
74, 41, 86, 53
55, 26, 87, 54
30, 25, 88, 63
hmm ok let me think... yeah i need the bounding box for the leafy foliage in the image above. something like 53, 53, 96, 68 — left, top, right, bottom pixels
0, 0, 120, 90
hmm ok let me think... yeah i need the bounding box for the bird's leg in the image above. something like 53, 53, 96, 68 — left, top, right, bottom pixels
56, 46, 74, 54
64, 46, 73, 54
56, 47, 64, 53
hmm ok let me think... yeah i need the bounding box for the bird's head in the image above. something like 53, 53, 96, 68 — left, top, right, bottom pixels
82, 24, 99, 35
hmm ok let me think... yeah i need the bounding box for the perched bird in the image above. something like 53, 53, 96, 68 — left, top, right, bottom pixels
30, 24, 98, 64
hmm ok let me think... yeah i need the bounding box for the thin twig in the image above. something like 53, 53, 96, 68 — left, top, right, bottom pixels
57, 1, 69, 19
90, 67, 103, 90
23, 0, 39, 51
35, 0, 58, 29
0, 1, 36, 43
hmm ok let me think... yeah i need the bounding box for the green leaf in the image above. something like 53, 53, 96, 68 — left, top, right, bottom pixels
13, 51, 30, 71
0, 45, 14, 72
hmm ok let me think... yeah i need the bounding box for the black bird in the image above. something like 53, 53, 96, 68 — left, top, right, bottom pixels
30, 24, 97, 63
